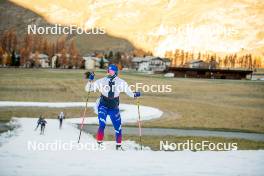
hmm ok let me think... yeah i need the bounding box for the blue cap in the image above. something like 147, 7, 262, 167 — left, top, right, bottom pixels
108, 64, 118, 75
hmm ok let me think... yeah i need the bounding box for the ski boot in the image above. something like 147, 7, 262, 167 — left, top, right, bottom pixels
116, 144, 124, 151
97, 141, 104, 149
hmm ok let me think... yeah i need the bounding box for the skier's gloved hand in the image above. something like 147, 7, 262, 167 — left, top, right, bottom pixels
88, 72, 95, 81
134, 91, 141, 98
84, 71, 95, 81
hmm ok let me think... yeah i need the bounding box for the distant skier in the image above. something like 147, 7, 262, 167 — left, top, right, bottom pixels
85, 64, 141, 150
58, 111, 65, 129
39, 118, 47, 135
35, 115, 43, 131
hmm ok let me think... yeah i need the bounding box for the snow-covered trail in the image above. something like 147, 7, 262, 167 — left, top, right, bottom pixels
0, 101, 264, 175
0, 118, 263, 176
0, 118, 143, 175
0, 101, 163, 124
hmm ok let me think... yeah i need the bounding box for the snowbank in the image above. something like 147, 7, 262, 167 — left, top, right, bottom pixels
0, 101, 163, 124
0, 118, 263, 176
0, 102, 263, 175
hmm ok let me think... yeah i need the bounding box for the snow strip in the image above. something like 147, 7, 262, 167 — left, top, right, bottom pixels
0, 102, 263, 175
0, 118, 263, 176
0, 101, 163, 124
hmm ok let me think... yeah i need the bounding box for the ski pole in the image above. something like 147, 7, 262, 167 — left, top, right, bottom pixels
77, 82, 91, 143
136, 97, 142, 150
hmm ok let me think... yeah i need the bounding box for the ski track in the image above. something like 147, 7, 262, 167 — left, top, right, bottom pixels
0, 102, 263, 175
0, 101, 163, 124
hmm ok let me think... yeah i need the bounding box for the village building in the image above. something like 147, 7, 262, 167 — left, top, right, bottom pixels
82, 56, 109, 69
29, 53, 49, 68
132, 56, 171, 72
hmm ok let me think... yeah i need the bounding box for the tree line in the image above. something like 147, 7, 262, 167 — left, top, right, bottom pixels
2, 29, 261, 70
0, 29, 153, 69
0, 29, 82, 68
165, 49, 262, 69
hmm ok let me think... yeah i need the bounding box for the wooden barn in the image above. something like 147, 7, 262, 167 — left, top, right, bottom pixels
167, 67, 253, 80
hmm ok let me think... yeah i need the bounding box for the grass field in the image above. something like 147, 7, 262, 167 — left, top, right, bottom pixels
0, 107, 95, 122
102, 134, 264, 151
0, 68, 264, 133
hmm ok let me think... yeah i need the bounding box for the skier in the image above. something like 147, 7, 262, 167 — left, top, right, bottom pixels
40, 118, 47, 135
58, 111, 65, 129
35, 115, 43, 131
85, 64, 141, 150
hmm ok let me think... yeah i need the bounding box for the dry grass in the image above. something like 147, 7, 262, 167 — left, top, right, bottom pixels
102, 134, 264, 151
0, 68, 264, 133
0, 107, 95, 121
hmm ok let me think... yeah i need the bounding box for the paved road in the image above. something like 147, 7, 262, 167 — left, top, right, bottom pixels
0, 122, 11, 133
81, 125, 264, 142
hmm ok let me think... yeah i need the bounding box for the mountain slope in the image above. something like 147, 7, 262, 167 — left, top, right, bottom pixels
0, 1, 135, 54
7, 0, 264, 57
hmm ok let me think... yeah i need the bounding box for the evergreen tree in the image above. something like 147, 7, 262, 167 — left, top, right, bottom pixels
100, 58, 105, 69
108, 51, 113, 61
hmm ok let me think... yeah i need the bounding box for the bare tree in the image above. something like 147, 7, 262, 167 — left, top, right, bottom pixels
173, 49, 180, 66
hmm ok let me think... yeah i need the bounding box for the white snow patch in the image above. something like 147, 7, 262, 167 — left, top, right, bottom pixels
0, 102, 263, 175
0, 101, 163, 124
0, 118, 263, 176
